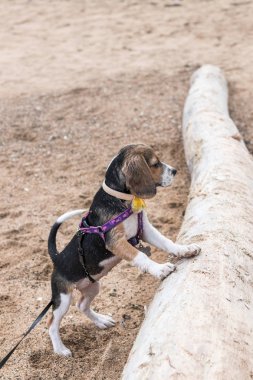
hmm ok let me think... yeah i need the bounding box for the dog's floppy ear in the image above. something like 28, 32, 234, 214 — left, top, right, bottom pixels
123, 154, 156, 198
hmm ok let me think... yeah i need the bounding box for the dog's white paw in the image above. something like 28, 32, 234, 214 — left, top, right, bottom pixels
150, 262, 176, 280
92, 312, 116, 329
176, 243, 201, 258
54, 345, 72, 357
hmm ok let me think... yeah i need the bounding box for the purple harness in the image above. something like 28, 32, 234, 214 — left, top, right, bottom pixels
78, 207, 143, 247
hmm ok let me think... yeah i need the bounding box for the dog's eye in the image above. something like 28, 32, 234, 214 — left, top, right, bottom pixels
151, 162, 160, 169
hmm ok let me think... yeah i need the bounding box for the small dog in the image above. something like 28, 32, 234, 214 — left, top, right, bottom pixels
47, 144, 200, 356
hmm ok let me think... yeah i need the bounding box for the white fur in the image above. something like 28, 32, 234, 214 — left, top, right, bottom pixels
161, 162, 175, 187
123, 213, 138, 240
131, 251, 175, 279
56, 209, 86, 224
49, 293, 72, 356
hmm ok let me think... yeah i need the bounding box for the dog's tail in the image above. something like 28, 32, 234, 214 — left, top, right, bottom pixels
48, 209, 85, 263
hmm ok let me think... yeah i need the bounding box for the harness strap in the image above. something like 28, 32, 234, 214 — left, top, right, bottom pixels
77, 232, 96, 283
79, 207, 143, 244
78, 207, 134, 239
137, 212, 144, 239
128, 212, 143, 246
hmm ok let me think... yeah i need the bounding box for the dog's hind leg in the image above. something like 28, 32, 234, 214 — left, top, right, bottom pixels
48, 293, 72, 356
77, 281, 115, 329
48, 272, 73, 356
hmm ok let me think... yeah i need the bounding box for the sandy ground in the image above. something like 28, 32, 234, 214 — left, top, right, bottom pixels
0, 1, 253, 379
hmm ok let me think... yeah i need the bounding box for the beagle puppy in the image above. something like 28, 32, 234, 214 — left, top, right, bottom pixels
47, 144, 200, 356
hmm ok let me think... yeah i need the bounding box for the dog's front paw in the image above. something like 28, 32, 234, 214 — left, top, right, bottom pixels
150, 262, 176, 280
177, 243, 201, 258
93, 312, 116, 329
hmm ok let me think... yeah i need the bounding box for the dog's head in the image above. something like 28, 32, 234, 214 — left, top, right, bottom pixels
105, 144, 177, 199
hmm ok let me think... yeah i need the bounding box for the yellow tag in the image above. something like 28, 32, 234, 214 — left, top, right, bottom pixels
131, 196, 146, 213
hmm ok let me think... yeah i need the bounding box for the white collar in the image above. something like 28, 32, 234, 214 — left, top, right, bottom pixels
102, 181, 133, 201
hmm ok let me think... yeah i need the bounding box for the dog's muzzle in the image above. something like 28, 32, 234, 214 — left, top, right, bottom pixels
160, 163, 177, 187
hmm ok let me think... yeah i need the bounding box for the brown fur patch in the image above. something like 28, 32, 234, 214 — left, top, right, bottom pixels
122, 145, 159, 198
47, 313, 54, 328
106, 224, 139, 261
150, 164, 164, 183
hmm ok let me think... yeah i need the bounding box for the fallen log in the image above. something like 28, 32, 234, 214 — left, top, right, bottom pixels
122, 65, 253, 379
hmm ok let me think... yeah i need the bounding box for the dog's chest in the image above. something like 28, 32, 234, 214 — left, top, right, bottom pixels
122, 213, 138, 240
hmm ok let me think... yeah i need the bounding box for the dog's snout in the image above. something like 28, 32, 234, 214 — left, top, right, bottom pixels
160, 164, 176, 187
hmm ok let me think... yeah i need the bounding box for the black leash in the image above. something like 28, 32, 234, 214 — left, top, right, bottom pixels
0, 300, 53, 370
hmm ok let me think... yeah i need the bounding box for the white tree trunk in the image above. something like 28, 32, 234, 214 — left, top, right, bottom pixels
122, 65, 253, 380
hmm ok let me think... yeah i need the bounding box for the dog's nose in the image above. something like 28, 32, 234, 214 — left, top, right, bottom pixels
171, 168, 177, 176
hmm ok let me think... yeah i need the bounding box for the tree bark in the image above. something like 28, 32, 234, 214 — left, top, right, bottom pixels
122, 65, 253, 380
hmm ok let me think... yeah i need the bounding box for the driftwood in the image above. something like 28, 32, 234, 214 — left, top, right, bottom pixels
122, 65, 253, 379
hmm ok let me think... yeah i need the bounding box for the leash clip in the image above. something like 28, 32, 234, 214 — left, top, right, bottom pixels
137, 241, 152, 257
